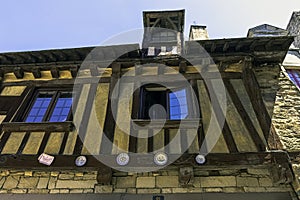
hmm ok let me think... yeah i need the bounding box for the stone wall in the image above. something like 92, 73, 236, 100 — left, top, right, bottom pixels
272, 70, 300, 150
287, 11, 300, 48
0, 167, 294, 195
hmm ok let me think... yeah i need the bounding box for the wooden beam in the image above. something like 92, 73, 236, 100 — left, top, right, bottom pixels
90, 66, 99, 76
224, 79, 266, 151
1, 122, 74, 132
210, 43, 216, 52
223, 42, 229, 52
100, 63, 121, 154
241, 57, 271, 145
70, 66, 79, 78
179, 61, 187, 73
73, 83, 98, 155
32, 68, 42, 78
205, 79, 238, 153
235, 42, 243, 51
13, 67, 24, 79
51, 68, 60, 78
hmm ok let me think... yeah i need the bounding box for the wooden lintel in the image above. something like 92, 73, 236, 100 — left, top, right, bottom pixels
13, 67, 24, 79
50, 68, 60, 78
32, 68, 42, 78
179, 61, 187, 73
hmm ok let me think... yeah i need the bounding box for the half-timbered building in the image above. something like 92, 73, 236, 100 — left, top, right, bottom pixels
0, 9, 298, 199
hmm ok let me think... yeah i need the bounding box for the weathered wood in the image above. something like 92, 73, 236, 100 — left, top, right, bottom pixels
59, 132, 70, 154
73, 84, 98, 155
16, 132, 30, 154
31, 68, 41, 78
50, 68, 60, 78
224, 79, 266, 151
13, 67, 24, 79
70, 67, 78, 78
1, 122, 74, 132
179, 61, 187, 73
3, 86, 33, 123
205, 79, 238, 153
100, 63, 121, 154
132, 119, 201, 129
37, 131, 51, 155
242, 57, 271, 145
97, 167, 112, 185
223, 42, 229, 52
268, 124, 284, 150
0, 132, 12, 153
90, 66, 99, 76
179, 166, 194, 187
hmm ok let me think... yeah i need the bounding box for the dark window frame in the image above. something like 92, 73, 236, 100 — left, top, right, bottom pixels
22, 88, 73, 123
138, 83, 198, 120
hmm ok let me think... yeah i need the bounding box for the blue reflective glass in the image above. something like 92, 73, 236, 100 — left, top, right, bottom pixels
25, 97, 52, 122
49, 97, 72, 122
169, 89, 188, 120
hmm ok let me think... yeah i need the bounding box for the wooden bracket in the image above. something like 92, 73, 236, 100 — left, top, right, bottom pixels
32, 68, 42, 78
179, 61, 187, 73
13, 67, 24, 79
179, 166, 194, 187
97, 167, 112, 185
51, 68, 60, 78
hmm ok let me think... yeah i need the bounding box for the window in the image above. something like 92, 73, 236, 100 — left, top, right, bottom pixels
152, 31, 176, 42
286, 69, 300, 88
139, 84, 191, 120
25, 90, 73, 122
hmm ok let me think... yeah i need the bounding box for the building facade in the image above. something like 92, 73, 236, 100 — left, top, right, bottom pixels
0, 9, 298, 199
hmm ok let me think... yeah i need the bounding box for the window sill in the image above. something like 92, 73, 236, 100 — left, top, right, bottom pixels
1, 121, 74, 132
132, 119, 201, 129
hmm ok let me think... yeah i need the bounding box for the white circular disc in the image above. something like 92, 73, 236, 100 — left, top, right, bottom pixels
75, 156, 87, 167
116, 153, 130, 166
154, 152, 168, 166
195, 154, 206, 164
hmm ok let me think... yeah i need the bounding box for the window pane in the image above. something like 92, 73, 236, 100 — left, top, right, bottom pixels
169, 89, 188, 120
142, 89, 167, 119
49, 93, 72, 122
25, 95, 52, 122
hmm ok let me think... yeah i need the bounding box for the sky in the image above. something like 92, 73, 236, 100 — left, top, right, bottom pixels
0, 0, 299, 53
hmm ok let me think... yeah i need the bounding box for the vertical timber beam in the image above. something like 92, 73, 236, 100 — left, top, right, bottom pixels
100, 63, 121, 154
242, 56, 271, 146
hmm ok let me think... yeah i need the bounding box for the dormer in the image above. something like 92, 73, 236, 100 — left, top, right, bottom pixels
247, 24, 288, 37
142, 9, 185, 56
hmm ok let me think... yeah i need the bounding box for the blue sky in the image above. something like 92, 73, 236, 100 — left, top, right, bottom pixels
0, 0, 299, 53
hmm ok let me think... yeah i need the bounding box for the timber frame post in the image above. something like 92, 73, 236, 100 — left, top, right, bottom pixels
242, 56, 271, 149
